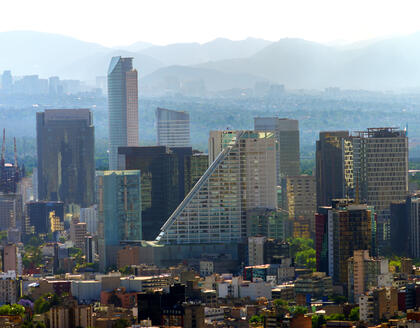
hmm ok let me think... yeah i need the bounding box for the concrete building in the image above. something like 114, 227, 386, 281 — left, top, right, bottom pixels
248, 236, 266, 266
347, 250, 391, 303
36, 109, 95, 210
359, 287, 398, 324
107, 56, 138, 170
281, 175, 316, 238
0, 276, 17, 305
0, 194, 22, 232
157, 131, 277, 244
71, 280, 101, 303
1, 244, 18, 273
156, 107, 190, 147
96, 170, 142, 270
254, 117, 300, 184
246, 208, 285, 240
70, 218, 87, 249
79, 205, 98, 235
294, 271, 333, 299
117, 246, 140, 268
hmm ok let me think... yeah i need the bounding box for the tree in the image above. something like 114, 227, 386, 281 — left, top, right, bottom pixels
312, 314, 326, 328
34, 297, 50, 314
249, 314, 264, 324
119, 265, 134, 275
326, 313, 346, 321
113, 318, 130, 328
295, 248, 316, 271
288, 305, 308, 315
349, 307, 359, 321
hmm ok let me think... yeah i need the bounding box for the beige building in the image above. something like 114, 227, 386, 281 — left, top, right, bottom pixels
281, 175, 316, 237
117, 246, 140, 268
158, 131, 277, 244
47, 303, 93, 328
70, 218, 87, 249
353, 128, 408, 219
0, 278, 17, 304
248, 236, 266, 266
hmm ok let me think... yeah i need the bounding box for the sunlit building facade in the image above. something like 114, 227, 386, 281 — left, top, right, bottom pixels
156, 107, 190, 148
156, 131, 276, 244
107, 56, 138, 170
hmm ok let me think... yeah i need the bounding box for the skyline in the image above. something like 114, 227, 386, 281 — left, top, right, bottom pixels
2, 0, 420, 47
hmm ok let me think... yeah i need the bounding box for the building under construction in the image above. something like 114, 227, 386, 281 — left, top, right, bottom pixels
0, 129, 23, 193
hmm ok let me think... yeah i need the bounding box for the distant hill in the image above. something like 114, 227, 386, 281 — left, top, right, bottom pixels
198, 33, 420, 90
0, 31, 109, 77
140, 65, 268, 94
4, 30, 420, 91
139, 37, 272, 65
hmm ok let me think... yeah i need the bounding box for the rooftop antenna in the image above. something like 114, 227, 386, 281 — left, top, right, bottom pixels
1, 128, 5, 166
14, 137, 18, 168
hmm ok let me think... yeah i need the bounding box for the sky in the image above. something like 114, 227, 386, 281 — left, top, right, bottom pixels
2, 0, 420, 46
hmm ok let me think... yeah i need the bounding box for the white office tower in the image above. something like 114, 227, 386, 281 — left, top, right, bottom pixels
156, 131, 277, 244
107, 56, 138, 170
80, 205, 98, 235
156, 107, 190, 147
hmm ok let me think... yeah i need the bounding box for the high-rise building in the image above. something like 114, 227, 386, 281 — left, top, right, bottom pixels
156, 131, 277, 244
315, 131, 351, 207
246, 208, 285, 241
315, 199, 373, 286
254, 117, 300, 183
118, 146, 180, 240
96, 170, 141, 270
26, 201, 64, 235
156, 107, 190, 148
107, 57, 138, 170
353, 128, 408, 220
118, 146, 208, 240
281, 175, 316, 238
0, 194, 23, 232
70, 218, 87, 249
80, 205, 98, 235
36, 109, 95, 210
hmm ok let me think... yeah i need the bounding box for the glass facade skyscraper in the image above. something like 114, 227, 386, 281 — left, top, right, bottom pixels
96, 170, 142, 270
36, 108, 95, 210
107, 57, 138, 170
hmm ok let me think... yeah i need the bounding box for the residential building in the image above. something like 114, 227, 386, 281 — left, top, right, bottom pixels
0, 278, 17, 305
107, 56, 138, 170
157, 131, 277, 244
294, 271, 333, 299
156, 107, 190, 147
0, 193, 23, 232
36, 108, 95, 210
248, 236, 266, 266
96, 170, 142, 270
1, 244, 18, 273
69, 218, 87, 249
347, 250, 391, 303
359, 287, 398, 324
254, 117, 300, 183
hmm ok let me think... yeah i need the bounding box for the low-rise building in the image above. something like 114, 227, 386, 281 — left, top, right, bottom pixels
294, 272, 333, 299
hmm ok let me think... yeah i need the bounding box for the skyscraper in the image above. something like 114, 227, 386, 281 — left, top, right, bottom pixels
316, 131, 351, 208
254, 117, 300, 183
156, 131, 277, 244
36, 109, 95, 210
156, 107, 190, 148
96, 170, 142, 270
107, 56, 138, 170
26, 201, 64, 235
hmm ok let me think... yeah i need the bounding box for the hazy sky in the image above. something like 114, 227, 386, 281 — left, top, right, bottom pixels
2, 0, 420, 46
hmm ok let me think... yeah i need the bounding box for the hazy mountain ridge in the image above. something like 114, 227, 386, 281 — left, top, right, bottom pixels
3, 31, 420, 90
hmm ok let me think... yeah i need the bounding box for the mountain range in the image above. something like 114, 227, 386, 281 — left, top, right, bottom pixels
3, 30, 420, 92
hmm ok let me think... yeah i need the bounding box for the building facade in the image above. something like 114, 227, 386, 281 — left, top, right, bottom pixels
96, 170, 142, 270
107, 56, 138, 170
254, 117, 300, 184
36, 108, 95, 210
156, 107, 190, 147
157, 131, 276, 244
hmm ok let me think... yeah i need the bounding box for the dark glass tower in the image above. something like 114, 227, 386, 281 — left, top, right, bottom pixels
26, 201, 64, 234
36, 109, 95, 210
